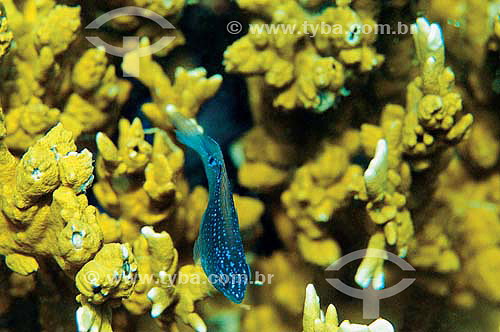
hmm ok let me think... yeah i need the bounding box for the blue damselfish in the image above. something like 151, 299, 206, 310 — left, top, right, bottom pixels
171, 111, 250, 303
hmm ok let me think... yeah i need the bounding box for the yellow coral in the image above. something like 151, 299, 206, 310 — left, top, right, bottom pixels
302, 283, 395, 332
35, 5, 80, 55
76, 243, 137, 304
89, 0, 186, 58
225, 0, 383, 112
0, 3, 13, 60
123, 37, 221, 127
0, 118, 103, 276
76, 300, 113, 332
123, 226, 178, 315
170, 265, 213, 330
0, 2, 131, 145
409, 205, 460, 274
62, 48, 132, 137
242, 305, 290, 332
233, 194, 265, 230
0, 1, 497, 331
297, 234, 341, 267
282, 139, 362, 224
355, 18, 473, 271
279, 132, 366, 266
4, 97, 60, 152
75, 224, 210, 332
179, 185, 209, 243
236, 126, 296, 190
94, 119, 186, 231
403, 19, 472, 168
459, 113, 500, 170
256, 252, 311, 316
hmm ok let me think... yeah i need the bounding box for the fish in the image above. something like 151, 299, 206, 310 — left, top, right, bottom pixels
169, 109, 250, 304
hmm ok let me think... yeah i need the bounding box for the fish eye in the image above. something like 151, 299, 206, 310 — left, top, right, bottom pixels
208, 156, 217, 167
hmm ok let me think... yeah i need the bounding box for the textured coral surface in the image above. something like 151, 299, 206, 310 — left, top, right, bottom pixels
0, 0, 499, 331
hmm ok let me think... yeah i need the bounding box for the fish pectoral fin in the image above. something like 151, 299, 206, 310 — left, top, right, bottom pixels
193, 237, 202, 266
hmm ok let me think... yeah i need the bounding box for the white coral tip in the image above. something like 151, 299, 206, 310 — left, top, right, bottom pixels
368, 318, 394, 332
75, 306, 93, 332
339, 321, 370, 332
141, 226, 164, 238
427, 24, 443, 51
120, 245, 129, 260
305, 284, 320, 306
